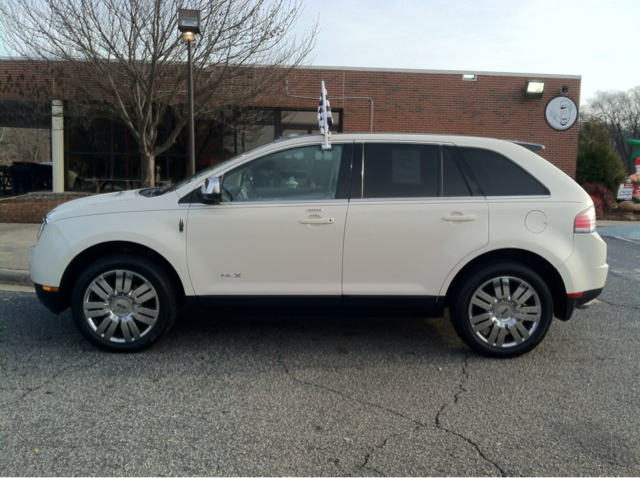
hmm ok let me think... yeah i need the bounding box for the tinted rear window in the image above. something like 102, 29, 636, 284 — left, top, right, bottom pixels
460, 147, 549, 196
363, 143, 439, 198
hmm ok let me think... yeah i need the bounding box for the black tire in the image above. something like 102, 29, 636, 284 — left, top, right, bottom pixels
450, 262, 553, 358
71, 254, 178, 352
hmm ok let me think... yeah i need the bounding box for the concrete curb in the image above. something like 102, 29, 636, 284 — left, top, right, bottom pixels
0, 268, 32, 286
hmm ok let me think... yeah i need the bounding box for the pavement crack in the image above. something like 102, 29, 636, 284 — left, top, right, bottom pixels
283, 362, 425, 427
435, 356, 508, 477
13, 358, 104, 404
355, 436, 393, 476
275, 342, 426, 476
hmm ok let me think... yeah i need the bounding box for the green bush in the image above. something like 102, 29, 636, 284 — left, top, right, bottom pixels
576, 116, 627, 193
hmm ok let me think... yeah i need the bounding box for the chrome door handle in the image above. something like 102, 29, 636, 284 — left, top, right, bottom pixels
442, 214, 476, 222
300, 218, 335, 224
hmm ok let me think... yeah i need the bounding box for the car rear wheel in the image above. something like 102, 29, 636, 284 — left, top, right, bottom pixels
71, 255, 178, 352
450, 263, 553, 358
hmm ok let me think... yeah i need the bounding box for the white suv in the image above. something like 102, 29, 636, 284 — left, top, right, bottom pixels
30, 133, 608, 357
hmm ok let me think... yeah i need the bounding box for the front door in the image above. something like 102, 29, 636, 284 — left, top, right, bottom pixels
186, 143, 351, 297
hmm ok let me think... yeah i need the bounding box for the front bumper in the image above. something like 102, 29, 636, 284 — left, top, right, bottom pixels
34, 283, 66, 314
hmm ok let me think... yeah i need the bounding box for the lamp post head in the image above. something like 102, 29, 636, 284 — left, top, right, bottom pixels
178, 8, 201, 35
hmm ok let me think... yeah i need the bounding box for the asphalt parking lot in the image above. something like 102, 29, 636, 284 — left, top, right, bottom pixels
0, 234, 638, 476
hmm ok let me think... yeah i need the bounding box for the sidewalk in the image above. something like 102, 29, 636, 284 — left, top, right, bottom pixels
0, 220, 638, 290
0, 223, 40, 290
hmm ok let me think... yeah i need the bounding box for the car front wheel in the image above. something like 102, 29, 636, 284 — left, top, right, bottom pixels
71, 254, 178, 352
450, 263, 553, 358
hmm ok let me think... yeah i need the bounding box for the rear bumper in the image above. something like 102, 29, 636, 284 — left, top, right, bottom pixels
558, 233, 609, 295
559, 287, 604, 321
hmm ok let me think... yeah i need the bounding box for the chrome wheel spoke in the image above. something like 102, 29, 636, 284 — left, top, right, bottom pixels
487, 323, 501, 345
508, 324, 524, 344
513, 284, 534, 306
513, 321, 531, 340
470, 311, 493, 325
102, 319, 119, 341
121, 320, 132, 342
96, 316, 115, 335
131, 283, 151, 300
472, 318, 495, 333
470, 312, 494, 332
122, 271, 133, 294
471, 290, 495, 310
495, 327, 508, 348
85, 308, 109, 319
84, 301, 109, 319
135, 290, 156, 305
493, 278, 509, 300
90, 282, 110, 301
128, 320, 142, 340
95, 276, 114, 297
517, 306, 541, 320
133, 309, 157, 326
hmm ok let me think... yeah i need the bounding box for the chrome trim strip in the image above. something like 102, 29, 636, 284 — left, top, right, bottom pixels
350, 197, 485, 203
189, 199, 350, 208
485, 196, 551, 200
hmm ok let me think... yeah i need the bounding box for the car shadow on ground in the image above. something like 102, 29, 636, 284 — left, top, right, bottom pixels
162, 306, 468, 359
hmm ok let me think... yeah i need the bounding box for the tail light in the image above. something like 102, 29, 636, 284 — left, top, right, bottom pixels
574, 206, 596, 233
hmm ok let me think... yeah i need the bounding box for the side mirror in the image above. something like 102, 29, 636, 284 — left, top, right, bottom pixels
199, 176, 222, 204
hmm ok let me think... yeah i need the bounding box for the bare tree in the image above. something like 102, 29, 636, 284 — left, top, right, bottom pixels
584, 86, 640, 172
0, 0, 317, 186
0, 128, 51, 165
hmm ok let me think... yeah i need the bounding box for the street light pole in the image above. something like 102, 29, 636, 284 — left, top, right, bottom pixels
187, 39, 195, 177
178, 8, 201, 177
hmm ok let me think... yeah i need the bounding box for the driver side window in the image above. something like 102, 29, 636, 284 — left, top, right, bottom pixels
222, 144, 344, 202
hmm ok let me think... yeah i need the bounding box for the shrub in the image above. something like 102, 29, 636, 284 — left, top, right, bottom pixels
576, 116, 627, 194
583, 183, 615, 215
589, 194, 604, 216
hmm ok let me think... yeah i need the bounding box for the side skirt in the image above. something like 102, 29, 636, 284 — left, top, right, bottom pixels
187, 295, 445, 317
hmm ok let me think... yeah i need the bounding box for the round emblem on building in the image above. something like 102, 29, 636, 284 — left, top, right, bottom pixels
545, 96, 578, 131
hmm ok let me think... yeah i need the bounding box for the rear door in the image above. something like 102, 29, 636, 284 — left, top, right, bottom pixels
342, 143, 489, 297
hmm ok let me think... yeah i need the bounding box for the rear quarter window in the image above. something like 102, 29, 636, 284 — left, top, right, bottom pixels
460, 147, 550, 196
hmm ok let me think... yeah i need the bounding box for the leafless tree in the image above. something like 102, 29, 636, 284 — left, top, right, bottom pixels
0, 128, 51, 165
584, 86, 640, 172
0, 0, 317, 186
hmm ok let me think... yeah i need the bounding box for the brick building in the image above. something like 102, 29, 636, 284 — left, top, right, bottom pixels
0, 59, 580, 191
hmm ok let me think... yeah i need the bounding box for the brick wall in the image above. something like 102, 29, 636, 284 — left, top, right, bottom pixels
258, 67, 581, 177
1, 60, 581, 177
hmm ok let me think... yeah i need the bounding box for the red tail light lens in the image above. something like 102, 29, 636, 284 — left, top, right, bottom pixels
574, 206, 596, 233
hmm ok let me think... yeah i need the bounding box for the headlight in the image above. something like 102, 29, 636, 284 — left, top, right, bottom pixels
37, 216, 49, 240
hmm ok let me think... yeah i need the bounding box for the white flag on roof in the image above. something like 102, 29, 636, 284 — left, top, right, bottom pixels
318, 81, 333, 150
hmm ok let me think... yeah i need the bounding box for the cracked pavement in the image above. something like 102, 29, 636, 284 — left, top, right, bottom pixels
1, 235, 639, 476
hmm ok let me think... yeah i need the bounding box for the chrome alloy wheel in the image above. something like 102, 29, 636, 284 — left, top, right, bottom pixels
467, 276, 542, 349
82, 270, 160, 343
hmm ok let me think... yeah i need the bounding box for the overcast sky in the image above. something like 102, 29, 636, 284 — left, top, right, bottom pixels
1, 0, 637, 103
297, 0, 640, 103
